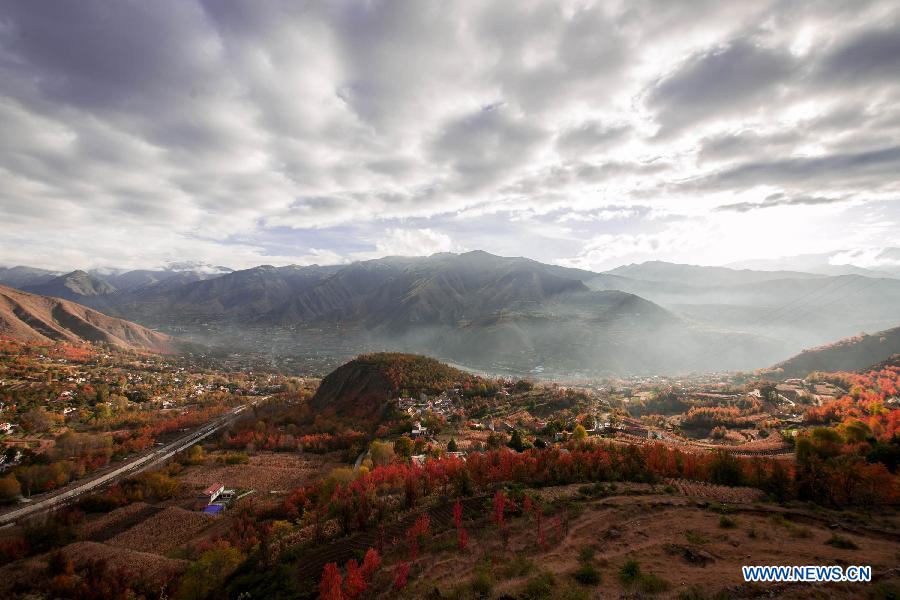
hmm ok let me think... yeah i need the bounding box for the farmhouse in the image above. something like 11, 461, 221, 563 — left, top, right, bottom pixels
201, 483, 225, 504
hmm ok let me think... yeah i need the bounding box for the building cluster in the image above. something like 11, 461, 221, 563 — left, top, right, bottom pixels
396, 390, 458, 419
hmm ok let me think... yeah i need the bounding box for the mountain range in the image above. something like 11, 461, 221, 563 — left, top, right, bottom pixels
2, 251, 899, 376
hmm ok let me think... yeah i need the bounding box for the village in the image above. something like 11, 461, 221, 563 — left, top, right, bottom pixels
379, 368, 866, 468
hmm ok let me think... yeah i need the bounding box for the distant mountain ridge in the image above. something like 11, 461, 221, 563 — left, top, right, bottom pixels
764, 324, 900, 379
0, 266, 62, 289
3, 251, 899, 375
24, 270, 117, 301
728, 248, 900, 278
605, 260, 823, 286
0, 284, 173, 352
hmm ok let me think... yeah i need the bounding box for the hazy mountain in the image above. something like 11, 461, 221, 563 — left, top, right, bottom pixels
728, 249, 900, 278
99, 269, 181, 291
596, 264, 900, 353
99, 268, 225, 292
605, 261, 823, 286
111, 264, 342, 323
5, 252, 898, 375
267, 251, 595, 328
0, 266, 62, 288
257, 252, 784, 375
0, 284, 173, 352
764, 324, 900, 379
24, 270, 117, 301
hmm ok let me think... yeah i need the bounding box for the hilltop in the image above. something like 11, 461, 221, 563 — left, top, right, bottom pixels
0, 284, 173, 353
309, 353, 478, 424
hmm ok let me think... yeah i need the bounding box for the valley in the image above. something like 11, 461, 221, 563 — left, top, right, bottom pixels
5, 252, 898, 378
0, 340, 897, 599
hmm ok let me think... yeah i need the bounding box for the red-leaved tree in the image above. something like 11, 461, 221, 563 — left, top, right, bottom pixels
319, 562, 343, 600
344, 559, 366, 599
393, 561, 410, 590
458, 527, 469, 551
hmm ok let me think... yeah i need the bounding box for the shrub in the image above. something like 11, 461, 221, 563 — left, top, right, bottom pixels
521, 572, 555, 600
619, 559, 641, 584
618, 559, 669, 594
572, 562, 600, 586
502, 553, 534, 579
224, 453, 250, 465
825, 534, 859, 550
718, 515, 737, 529
77, 493, 123, 513
685, 530, 708, 545
0, 475, 21, 505
470, 566, 494, 596
639, 572, 671, 594
770, 515, 812, 539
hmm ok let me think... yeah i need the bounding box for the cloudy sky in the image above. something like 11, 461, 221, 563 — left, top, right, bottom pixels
1, 0, 899, 272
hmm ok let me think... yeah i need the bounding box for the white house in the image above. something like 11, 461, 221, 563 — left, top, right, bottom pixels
201, 483, 225, 504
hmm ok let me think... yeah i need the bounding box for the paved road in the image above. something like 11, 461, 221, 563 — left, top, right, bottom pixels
0, 402, 254, 526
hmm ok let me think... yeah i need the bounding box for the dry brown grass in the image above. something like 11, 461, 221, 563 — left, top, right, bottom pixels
665, 478, 765, 503
78, 501, 154, 540
177, 451, 342, 493
62, 541, 189, 583
403, 489, 900, 600
107, 506, 212, 555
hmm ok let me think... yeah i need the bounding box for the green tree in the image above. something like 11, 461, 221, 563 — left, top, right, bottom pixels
507, 429, 528, 452
370, 440, 395, 466
177, 545, 243, 600
394, 436, 414, 458
187, 445, 206, 465
486, 432, 505, 449
0, 474, 21, 504
573, 424, 588, 442
447, 438, 458, 452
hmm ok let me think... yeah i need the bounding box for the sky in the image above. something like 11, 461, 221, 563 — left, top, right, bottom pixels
1, 0, 899, 273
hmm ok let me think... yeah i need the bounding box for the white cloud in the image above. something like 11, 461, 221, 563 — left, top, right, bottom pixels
0, 0, 899, 271
361, 228, 460, 259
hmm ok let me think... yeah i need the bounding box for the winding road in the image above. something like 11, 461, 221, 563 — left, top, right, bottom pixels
0, 401, 255, 526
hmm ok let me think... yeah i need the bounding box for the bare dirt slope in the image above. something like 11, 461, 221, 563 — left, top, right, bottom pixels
0, 284, 173, 352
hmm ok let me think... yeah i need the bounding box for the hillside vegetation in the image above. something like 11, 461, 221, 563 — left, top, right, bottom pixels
310, 353, 479, 426
766, 325, 900, 379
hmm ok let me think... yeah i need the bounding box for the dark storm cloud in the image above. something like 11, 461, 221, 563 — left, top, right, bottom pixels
815, 22, 900, 87
430, 104, 548, 192
692, 145, 900, 190
646, 39, 797, 136
699, 130, 802, 163
715, 193, 848, 212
